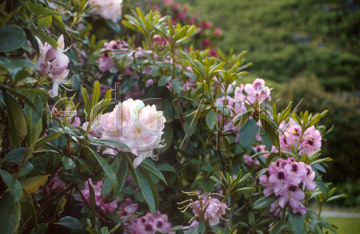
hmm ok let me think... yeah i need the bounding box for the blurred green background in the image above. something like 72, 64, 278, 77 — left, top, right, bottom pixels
178, 0, 360, 207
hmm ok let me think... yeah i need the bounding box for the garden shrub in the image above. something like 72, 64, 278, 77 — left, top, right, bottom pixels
0, 0, 347, 233
273, 76, 360, 185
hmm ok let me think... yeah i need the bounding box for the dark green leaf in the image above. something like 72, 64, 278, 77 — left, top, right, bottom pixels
2, 148, 26, 164
206, 110, 217, 130
0, 25, 26, 52
62, 157, 76, 170
0, 169, 22, 201
288, 213, 305, 234
0, 193, 21, 234
270, 222, 288, 234
134, 168, 156, 214
120, 78, 138, 93
3, 93, 27, 146
58, 216, 82, 230
158, 75, 171, 86
260, 128, 273, 150
141, 160, 167, 185
87, 147, 118, 192
238, 119, 258, 149
253, 196, 277, 209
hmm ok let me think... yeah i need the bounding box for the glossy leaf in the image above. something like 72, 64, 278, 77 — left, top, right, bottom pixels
0, 169, 22, 201
288, 213, 305, 234
0, 193, 21, 234
0, 25, 26, 52
238, 119, 258, 149
87, 147, 118, 192
134, 168, 156, 214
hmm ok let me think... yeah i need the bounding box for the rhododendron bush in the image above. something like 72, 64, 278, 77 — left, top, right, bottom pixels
0, 0, 346, 233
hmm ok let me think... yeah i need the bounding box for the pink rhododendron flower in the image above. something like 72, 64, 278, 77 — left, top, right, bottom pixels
299, 126, 322, 155
89, 0, 123, 22
117, 198, 138, 221
244, 78, 271, 104
100, 99, 165, 168
97, 40, 129, 72
191, 195, 227, 226
127, 211, 174, 234
259, 158, 316, 215
78, 179, 118, 213
280, 121, 322, 155
36, 35, 70, 97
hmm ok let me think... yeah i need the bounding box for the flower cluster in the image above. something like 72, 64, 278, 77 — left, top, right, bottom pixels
117, 198, 138, 222
89, 0, 123, 22
97, 40, 129, 72
280, 121, 322, 155
244, 78, 271, 105
36, 35, 69, 97
259, 158, 316, 215
215, 78, 271, 133
79, 179, 118, 213
191, 195, 227, 226
127, 211, 174, 234
84, 99, 166, 168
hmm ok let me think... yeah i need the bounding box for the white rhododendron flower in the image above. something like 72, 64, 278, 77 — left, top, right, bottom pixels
89, 0, 123, 22
100, 99, 166, 168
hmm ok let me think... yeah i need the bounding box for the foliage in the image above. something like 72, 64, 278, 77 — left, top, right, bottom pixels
273, 76, 360, 184
179, 0, 360, 92
0, 0, 346, 233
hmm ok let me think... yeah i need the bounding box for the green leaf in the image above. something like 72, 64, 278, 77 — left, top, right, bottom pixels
57, 216, 82, 230
18, 161, 33, 177
1, 148, 26, 164
141, 160, 167, 185
87, 147, 118, 192
0, 25, 26, 52
37, 15, 52, 29
0, 193, 21, 234
270, 222, 288, 234
253, 196, 277, 209
91, 81, 100, 109
81, 86, 91, 115
88, 138, 130, 151
3, 93, 27, 146
206, 110, 217, 130
288, 213, 305, 234
327, 194, 347, 203
172, 79, 182, 94
238, 119, 258, 149
22, 175, 49, 194
120, 78, 138, 93
316, 181, 328, 196
35, 131, 63, 149
134, 168, 156, 214
116, 156, 128, 194
62, 157, 76, 170
0, 169, 22, 201
260, 129, 273, 150
158, 75, 172, 86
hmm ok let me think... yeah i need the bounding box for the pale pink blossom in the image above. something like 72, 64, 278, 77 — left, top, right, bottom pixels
89, 0, 123, 22
100, 99, 165, 168
244, 78, 271, 104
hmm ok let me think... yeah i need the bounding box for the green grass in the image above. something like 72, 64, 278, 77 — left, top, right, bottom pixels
325, 217, 360, 234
